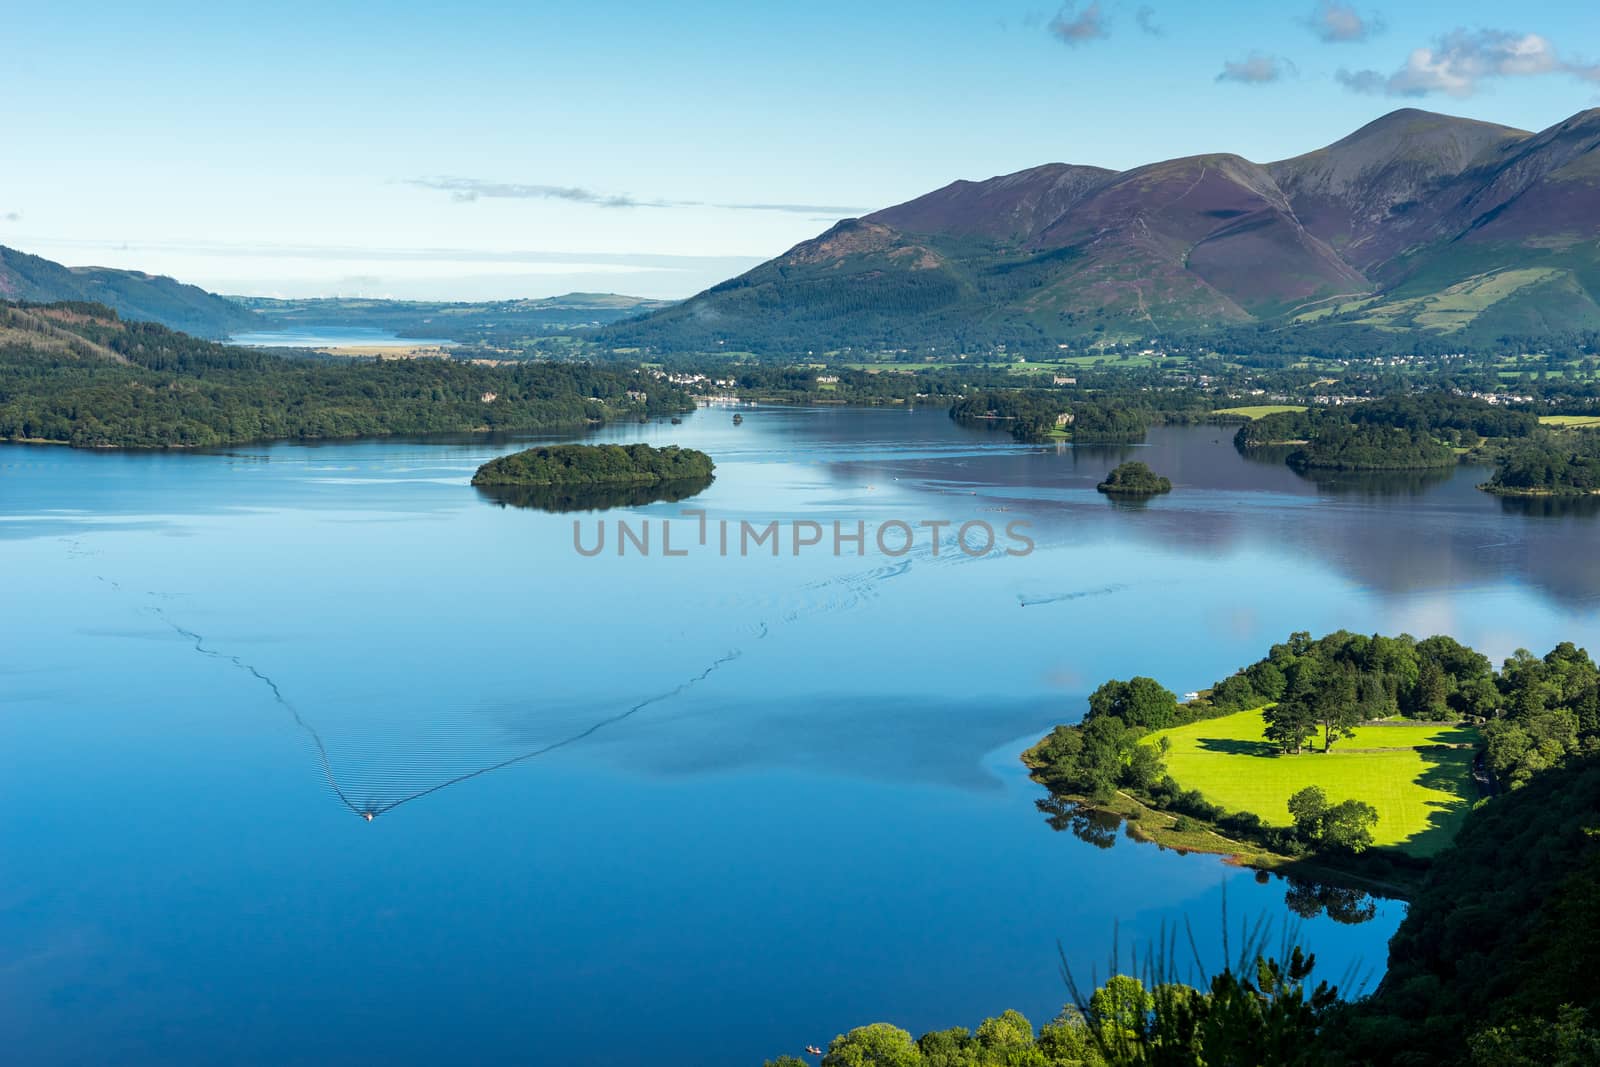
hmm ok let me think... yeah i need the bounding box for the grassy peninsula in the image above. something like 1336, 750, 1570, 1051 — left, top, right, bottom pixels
1022, 630, 1600, 889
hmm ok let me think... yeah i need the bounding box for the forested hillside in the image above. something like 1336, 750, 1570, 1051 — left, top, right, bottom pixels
0, 302, 690, 448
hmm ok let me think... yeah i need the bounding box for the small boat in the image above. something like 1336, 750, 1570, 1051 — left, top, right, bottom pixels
732, 413, 744, 425
362, 812, 375, 822
806, 1046, 824, 1056
671, 417, 683, 425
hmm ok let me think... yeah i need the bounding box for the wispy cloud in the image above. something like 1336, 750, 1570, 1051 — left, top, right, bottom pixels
1338, 28, 1600, 97
1217, 53, 1297, 85
403, 177, 864, 216
1135, 6, 1164, 37
1306, 2, 1382, 44
1049, 2, 1108, 46
2, 211, 20, 223
407, 178, 640, 207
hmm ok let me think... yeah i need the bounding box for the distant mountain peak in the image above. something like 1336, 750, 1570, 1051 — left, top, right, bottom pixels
603, 108, 1600, 353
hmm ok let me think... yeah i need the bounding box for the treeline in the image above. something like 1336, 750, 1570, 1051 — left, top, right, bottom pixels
0, 303, 693, 448
1236, 394, 1543, 472
1483, 431, 1600, 496
1206, 631, 1497, 725
947, 391, 1149, 443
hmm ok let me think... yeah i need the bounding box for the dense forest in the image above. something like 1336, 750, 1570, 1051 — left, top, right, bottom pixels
776, 750, 1600, 1066
1234, 395, 1547, 474
1482, 432, 1600, 496
947, 392, 1150, 443
0, 302, 692, 448
471, 443, 714, 488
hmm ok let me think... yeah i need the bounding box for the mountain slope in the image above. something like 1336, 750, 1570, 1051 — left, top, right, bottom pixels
0, 246, 260, 338
603, 108, 1600, 353
234, 293, 675, 344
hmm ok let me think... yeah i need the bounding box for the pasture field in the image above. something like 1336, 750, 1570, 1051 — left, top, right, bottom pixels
1145, 710, 1480, 856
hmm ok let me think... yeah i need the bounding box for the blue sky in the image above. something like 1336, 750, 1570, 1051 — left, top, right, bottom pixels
4, 1, 1597, 300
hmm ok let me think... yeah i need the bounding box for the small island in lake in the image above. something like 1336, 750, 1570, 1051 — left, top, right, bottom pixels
472, 443, 714, 489
472, 443, 715, 512
1096, 461, 1171, 496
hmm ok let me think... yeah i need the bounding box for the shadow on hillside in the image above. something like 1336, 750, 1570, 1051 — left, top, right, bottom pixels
1194, 736, 1280, 758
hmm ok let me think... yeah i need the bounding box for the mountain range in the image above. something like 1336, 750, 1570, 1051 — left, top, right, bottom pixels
0, 245, 670, 343
603, 108, 1600, 353
0, 245, 259, 338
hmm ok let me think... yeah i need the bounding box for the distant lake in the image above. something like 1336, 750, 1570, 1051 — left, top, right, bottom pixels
4, 411, 1599, 1065
229, 327, 455, 348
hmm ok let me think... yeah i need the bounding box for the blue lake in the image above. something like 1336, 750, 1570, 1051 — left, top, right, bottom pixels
4, 409, 1598, 1065
229, 327, 455, 349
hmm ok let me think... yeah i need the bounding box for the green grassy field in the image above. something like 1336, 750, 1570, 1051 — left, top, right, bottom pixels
1540, 415, 1600, 427
1145, 710, 1480, 856
1212, 404, 1307, 419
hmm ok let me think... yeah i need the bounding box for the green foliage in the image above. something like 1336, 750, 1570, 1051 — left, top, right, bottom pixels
1095, 463, 1171, 496
0, 302, 694, 448
1484, 432, 1600, 496
823, 1023, 925, 1067
1206, 631, 1495, 724
471, 443, 714, 488
1320, 799, 1379, 854
948, 393, 1149, 444
1287, 787, 1329, 842
1468, 1005, 1600, 1066
1236, 394, 1540, 473
1087, 678, 1180, 731
1288, 421, 1456, 472
1331, 753, 1600, 1064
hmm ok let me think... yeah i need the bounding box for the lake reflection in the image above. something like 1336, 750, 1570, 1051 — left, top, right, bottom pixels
2, 410, 1597, 1066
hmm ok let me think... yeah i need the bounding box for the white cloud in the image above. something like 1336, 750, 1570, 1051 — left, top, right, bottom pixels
403, 177, 864, 216
1217, 53, 1297, 85
1339, 28, 1599, 97
1049, 2, 1108, 46
1307, 2, 1382, 44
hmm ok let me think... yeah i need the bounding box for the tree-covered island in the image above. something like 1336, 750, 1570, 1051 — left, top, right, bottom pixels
1096, 461, 1171, 496
471, 443, 714, 488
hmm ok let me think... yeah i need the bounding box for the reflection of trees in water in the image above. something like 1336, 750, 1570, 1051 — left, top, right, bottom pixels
1237, 443, 1300, 468
1038, 797, 1381, 925
1037, 796, 1122, 849
475, 475, 714, 513
1495, 494, 1600, 519
1283, 878, 1378, 925
1294, 466, 1455, 498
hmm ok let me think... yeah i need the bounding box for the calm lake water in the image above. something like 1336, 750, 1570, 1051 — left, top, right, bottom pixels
229, 327, 455, 348
4, 409, 1599, 1066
